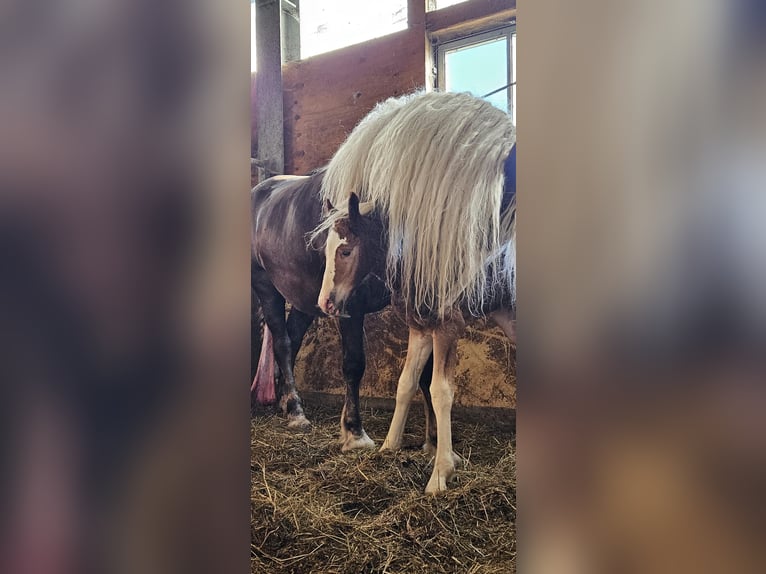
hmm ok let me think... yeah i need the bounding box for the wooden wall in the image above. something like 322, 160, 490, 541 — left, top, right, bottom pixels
252, 0, 516, 175
253, 0, 517, 408
281, 2, 428, 174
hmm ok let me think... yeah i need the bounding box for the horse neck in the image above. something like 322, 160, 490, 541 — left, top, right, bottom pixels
364, 214, 389, 277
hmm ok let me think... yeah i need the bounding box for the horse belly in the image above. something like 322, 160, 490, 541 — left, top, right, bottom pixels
267, 266, 323, 315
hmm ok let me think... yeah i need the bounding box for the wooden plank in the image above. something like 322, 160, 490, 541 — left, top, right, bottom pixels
427, 0, 516, 38
255, 0, 284, 175
282, 28, 426, 174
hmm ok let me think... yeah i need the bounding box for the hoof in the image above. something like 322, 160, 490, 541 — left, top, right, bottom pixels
341, 430, 375, 452
424, 452, 462, 494
339, 425, 349, 444
287, 414, 311, 430
425, 467, 455, 494
379, 438, 400, 453
422, 441, 437, 456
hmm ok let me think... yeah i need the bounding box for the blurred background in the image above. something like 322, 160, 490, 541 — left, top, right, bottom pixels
521, 0, 766, 572
0, 1, 249, 573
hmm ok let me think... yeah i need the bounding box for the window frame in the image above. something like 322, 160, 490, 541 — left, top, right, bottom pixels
435, 23, 516, 119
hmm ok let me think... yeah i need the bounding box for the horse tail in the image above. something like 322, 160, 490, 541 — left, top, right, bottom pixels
252, 324, 276, 405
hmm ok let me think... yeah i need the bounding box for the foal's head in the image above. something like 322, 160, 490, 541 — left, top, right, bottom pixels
318, 193, 386, 316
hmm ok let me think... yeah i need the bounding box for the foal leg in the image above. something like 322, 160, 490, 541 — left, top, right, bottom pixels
252, 272, 310, 428
417, 353, 437, 455
338, 315, 375, 451
381, 328, 433, 452
425, 323, 462, 494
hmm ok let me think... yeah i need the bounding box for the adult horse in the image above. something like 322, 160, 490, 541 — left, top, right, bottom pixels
314, 91, 516, 491
251, 171, 437, 451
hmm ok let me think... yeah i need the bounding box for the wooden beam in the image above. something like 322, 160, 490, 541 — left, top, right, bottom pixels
427, 0, 515, 39
255, 0, 284, 175
408, 0, 426, 29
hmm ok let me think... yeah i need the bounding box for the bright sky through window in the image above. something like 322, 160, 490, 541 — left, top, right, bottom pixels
431, 0, 470, 9
442, 30, 516, 123
300, 0, 407, 59
446, 38, 508, 108
252, 0, 408, 71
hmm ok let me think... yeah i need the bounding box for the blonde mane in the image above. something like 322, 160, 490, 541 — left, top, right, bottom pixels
320, 91, 516, 318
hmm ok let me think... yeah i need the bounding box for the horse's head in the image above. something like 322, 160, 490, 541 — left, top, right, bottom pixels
318, 193, 385, 316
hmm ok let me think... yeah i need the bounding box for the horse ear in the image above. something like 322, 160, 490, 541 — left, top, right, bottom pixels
348, 192, 361, 222
359, 201, 375, 216
323, 199, 334, 215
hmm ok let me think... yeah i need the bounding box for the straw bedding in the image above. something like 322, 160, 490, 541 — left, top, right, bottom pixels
251, 397, 516, 574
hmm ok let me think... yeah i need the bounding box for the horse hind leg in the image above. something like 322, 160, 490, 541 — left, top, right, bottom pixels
417, 352, 437, 455
338, 316, 374, 451
251, 289, 264, 382
252, 273, 310, 429
381, 328, 433, 452
425, 323, 463, 494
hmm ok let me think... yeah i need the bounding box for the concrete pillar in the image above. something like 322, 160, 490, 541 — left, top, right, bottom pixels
255, 0, 284, 175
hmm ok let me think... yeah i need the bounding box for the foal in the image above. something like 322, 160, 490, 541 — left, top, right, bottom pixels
317, 193, 515, 492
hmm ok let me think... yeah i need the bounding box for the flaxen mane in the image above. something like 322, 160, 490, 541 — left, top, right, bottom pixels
319, 91, 516, 319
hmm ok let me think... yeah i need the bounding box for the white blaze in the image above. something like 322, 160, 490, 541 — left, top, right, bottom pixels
318, 228, 346, 312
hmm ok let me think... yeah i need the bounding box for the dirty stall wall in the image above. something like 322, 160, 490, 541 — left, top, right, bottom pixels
253, 10, 515, 408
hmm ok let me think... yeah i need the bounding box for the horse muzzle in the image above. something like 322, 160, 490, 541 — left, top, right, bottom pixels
318, 292, 349, 318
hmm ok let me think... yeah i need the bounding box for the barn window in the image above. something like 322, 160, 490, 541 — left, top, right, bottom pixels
300, 0, 408, 59
427, 0, 471, 10
436, 25, 516, 123
252, 1, 410, 66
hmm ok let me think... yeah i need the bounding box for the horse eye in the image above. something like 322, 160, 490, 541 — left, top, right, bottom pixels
340, 249, 352, 258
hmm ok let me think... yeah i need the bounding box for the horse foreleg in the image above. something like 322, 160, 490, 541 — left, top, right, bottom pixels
425, 323, 462, 494
286, 308, 314, 365
338, 315, 374, 451
381, 328, 433, 452
417, 353, 437, 455
253, 274, 310, 429
285, 306, 314, 397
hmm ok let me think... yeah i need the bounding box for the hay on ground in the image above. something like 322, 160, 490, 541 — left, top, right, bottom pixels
251, 398, 516, 574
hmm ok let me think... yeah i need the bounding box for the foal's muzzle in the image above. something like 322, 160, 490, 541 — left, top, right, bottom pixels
319, 292, 350, 318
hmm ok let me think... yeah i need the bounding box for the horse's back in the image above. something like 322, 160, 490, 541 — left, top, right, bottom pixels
251, 174, 310, 220
251, 173, 321, 252
251, 172, 326, 314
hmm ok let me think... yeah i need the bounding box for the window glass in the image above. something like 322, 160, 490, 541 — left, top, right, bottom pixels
440, 28, 516, 122
445, 37, 509, 111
